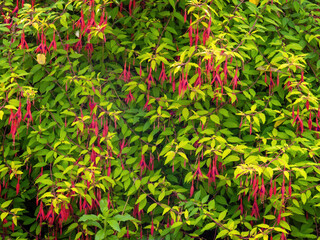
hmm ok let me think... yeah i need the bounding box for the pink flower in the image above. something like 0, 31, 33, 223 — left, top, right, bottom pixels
16, 177, 20, 195
74, 35, 83, 53
139, 154, 147, 175
37, 201, 45, 226
159, 62, 168, 85
178, 71, 188, 97
259, 177, 265, 201
18, 31, 29, 49
293, 107, 304, 133
124, 90, 135, 104
190, 179, 194, 197
23, 100, 33, 129
150, 218, 154, 236
76, 10, 86, 32
194, 161, 203, 180
49, 31, 57, 51
46, 205, 55, 226
35, 31, 48, 54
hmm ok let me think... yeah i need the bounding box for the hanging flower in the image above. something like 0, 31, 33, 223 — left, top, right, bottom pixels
18, 31, 29, 49
23, 100, 33, 129
48, 31, 57, 51
124, 90, 135, 104
35, 31, 48, 54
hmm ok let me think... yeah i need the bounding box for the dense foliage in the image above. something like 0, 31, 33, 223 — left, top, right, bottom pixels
1, 0, 320, 239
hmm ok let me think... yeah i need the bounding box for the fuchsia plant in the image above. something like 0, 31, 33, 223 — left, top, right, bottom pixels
1, 0, 320, 239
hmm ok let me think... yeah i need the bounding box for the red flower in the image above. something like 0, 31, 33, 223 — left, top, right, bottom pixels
178, 71, 188, 97
74, 35, 83, 53
23, 100, 33, 129
150, 218, 154, 236
37, 201, 45, 226
18, 31, 29, 49
35, 31, 48, 54
194, 161, 203, 180
293, 107, 304, 133
12, 0, 19, 15
8, 101, 23, 145
76, 10, 86, 32
86, 10, 97, 34
16, 177, 20, 195
46, 205, 55, 226
159, 62, 168, 85
124, 90, 135, 104
139, 154, 147, 175
49, 31, 57, 51
190, 179, 194, 197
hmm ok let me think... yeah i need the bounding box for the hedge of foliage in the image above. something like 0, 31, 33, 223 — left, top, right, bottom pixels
1, 0, 320, 239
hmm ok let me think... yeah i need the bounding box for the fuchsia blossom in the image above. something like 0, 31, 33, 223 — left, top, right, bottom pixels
74, 35, 83, 53
18, 31, 29, 49
143, 94, 152, 111
120, 62, 131, 82
49, 31, 57, 51
8, 102, 22, 145
259, 177, 266, 201
102, 119, 109, 137
147, 67, 154, 90
76, 10, 86, 32
86, 10, 97, 34
35, 31, 48, 54
159, 62, 168, 84
300, 70, 304, 82
37, 201, 45, 226
89, 99, 96, 115
23, 100, 33, 129
292, 107, 304, 133
16, 177, 20, 195
230, 66, 239, 90
178, 71, 188, 97
12, 0, 19, 15
124, 90, 135, 104
58, 203, 70, 234
46, 205, 55, 226
139, 154, 147, 175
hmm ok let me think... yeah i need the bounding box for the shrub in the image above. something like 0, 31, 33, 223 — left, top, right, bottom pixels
1, 0, 320, 239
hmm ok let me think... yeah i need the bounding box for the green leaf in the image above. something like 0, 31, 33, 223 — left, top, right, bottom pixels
66, 223, 78, 234
216, 229, 228, 239
136, 194, 147, 204
168, 0, 175, 9
210, 114, 220, 124
147, 203, 157, 213
113, 214, 135, 222
69, 53, 83, 58
171, 222, 182, 229
108, 220, 120, 232
201, 222, 216, 232
182, 108, 189, 120
285, 43, 303, 51
1, 200, 12, 209
158, 190, 166, 202
79, 215, 99, 222
280, 221, 291, 231
95, 230, 105, 240
218, 210, 227, 221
